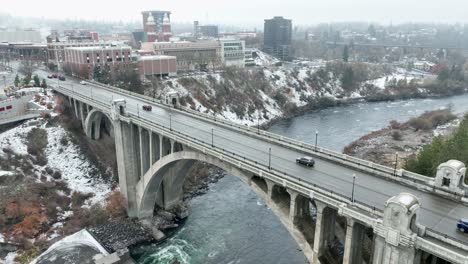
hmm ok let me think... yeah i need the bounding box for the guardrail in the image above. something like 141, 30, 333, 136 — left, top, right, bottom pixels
426, 228, 468, 251
53, 84, 468, 249
78, 81, 468, 200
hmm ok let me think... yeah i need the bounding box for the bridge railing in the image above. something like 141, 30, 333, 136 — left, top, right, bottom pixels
64, 81, 468, 201
53, 84, 468, 249
425, 228, 468, 251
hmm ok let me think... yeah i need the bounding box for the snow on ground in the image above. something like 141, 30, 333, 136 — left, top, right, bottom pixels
0, 171, 14, 177
0, 122, 112, 205
44, 127, 112, 205
367, 73, 416, 90
0, 233, 4, 242
3, 252, 17, 264
0, 125, 33, 156
254, 49, 280, 66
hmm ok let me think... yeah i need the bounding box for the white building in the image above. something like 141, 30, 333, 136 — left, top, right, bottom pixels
219, 39, 245, 68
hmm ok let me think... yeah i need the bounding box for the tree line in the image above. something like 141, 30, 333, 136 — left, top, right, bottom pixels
405, 113, 468, 180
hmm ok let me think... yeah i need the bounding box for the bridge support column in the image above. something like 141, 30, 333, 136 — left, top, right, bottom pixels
265, 179, 275, 198
343, 218, 354, 264
79, 102, 86, 128
149, 131, 153, 166
342, 218, 365, 264
312, 201, 327, 263
139, 127, 144, 179
287, 190, 299, 225
73, 99, 79, 119
114, 121, 140, 217
170, 139, 175, 154
159, 136, 163, 159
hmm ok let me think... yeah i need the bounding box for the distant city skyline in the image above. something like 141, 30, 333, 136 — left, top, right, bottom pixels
2, 0, 468, 27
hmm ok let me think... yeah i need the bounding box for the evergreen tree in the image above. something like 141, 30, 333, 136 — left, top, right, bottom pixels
100, 64, 112, 84
33, 75, 40, 87
343, 45, 349, 62
93, 65, 101, 81
341, 67, 354, 90
405, 114, 468, 182
437, 67, 450, 81
41, 79, 47, 88
14, 74, 20, 87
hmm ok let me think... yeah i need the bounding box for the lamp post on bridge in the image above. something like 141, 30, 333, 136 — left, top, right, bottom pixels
315, 131, 318, 151
257, 112, 260, 134
268, 147, 272, 170
393, 153, 399, 176
351, 174, 356, 203
211, 128, 214, 147
169, 114, 172, 131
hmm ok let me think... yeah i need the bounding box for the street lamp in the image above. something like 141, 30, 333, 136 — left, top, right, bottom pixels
169, 114, 172, 131
393, 153, 399, 176
268, 147, 272, 170
315, 131, 319, 151
137, 104, 140, 118
351, 174, 357, 203
211, 128, 214, 147
257, 112, 260, 134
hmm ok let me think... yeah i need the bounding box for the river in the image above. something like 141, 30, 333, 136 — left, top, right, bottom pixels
131, 94, 468, 264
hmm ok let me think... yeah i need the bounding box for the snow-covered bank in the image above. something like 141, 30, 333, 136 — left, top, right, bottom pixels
44, 127, 112, 205
0, 123, 112, 204
149, 61, 435, 127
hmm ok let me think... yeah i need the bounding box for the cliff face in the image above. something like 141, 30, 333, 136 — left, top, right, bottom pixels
146, 61, 433, 126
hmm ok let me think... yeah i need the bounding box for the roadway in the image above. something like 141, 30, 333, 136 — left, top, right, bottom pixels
53, 77, 468, 246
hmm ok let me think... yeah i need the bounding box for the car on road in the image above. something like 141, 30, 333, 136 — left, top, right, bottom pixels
47, 75, 53, 79
142, 105, 152, 111
296, 156, 315, 167
80, 81, 87, 85
52, 74, 58, 78
58, 76, 66, 81
458, 219, 468, 233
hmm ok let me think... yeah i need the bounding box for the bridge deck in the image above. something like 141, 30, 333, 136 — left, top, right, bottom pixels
55, 79, 468, 246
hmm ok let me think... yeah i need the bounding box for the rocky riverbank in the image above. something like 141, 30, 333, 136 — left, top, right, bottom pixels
343, 109, 460, 167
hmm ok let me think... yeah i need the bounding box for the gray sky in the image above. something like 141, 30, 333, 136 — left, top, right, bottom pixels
3, 0, 468, 27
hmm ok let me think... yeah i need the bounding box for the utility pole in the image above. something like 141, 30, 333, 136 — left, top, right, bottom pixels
169, 114, 172, 131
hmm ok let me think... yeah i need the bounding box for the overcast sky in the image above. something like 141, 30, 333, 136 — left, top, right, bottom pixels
3, 0, 468, 27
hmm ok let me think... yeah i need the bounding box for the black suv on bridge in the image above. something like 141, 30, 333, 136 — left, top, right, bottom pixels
296, 156, 315, 167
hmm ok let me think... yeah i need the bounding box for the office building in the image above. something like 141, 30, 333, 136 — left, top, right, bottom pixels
264, 16, 292, 61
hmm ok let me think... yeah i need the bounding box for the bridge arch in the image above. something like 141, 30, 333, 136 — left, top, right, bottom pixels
84, 109, 114, 140
137, 150, 255, 218
136, 150, 317, 261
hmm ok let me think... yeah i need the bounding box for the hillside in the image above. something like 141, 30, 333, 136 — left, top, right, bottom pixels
145, 61, 441, 126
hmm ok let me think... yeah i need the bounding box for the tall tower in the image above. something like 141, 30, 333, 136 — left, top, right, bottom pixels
161, 13, 172, 41
146, 15, 156, 33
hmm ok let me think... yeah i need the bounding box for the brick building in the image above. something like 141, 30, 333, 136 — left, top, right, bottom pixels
138, 55, 177, 80
62, 45, 132, 78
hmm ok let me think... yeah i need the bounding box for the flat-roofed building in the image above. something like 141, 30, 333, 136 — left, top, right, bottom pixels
138, 55, 177, 79
220, 39, 245, 68
62, 45, 132, 78
47, 41, 118, 69
142, 39, 245, 71
150, 41, 221, 71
